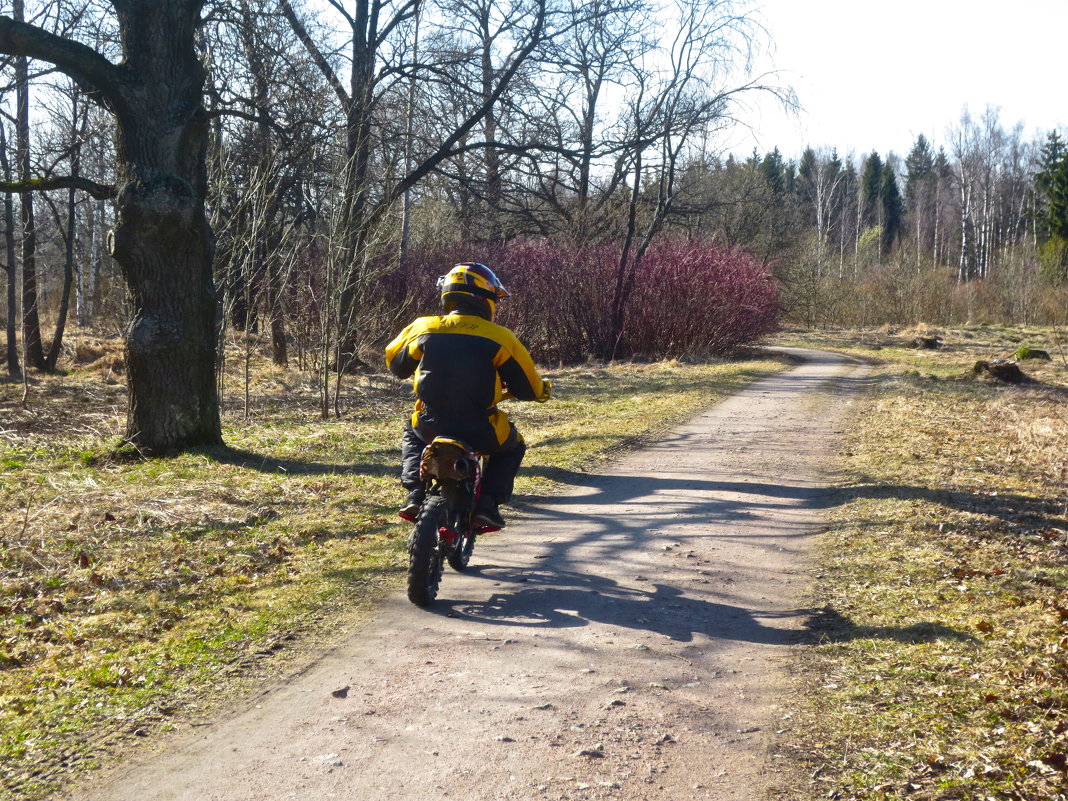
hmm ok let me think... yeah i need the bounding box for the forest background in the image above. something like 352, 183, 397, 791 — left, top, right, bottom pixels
0, 0, 1066, 432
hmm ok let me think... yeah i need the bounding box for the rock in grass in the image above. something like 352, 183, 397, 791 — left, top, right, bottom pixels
575, 747, 605, 758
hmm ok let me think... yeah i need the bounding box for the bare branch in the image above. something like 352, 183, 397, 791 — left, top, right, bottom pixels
278, 0, 350, 108
323, 0, 355, 27
0, 175, 117, 200
0, 15, 127, 112
371, 0, 420, 50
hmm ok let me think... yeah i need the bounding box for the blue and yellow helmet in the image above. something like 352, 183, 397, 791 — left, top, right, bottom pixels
437, 262, 510, 318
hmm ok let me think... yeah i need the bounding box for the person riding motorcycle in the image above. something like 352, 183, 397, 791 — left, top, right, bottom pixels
385, 263, 551, 528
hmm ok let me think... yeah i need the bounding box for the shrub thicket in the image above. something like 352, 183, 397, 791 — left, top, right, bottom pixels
379, 238, 780, 362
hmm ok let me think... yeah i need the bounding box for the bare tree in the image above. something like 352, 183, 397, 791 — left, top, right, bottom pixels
604, 0, 779, 357
280, 0, 552, 366
36, 77, 91, 371
11, 0, 44, 369
0, 116, 17, 375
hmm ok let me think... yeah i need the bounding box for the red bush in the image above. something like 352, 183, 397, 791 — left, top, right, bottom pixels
381, 238, 779, 362
623, 239, 780, 358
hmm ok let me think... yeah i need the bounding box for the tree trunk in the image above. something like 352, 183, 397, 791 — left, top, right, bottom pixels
45, 91, 83, 373
44, 182, 76, 372
608, 149, 643, 360
0, 1, 222, 451
238, 0, 287, 367
1, 124, 19, 376
14, 0, 43, 369
78, 196, 92, 327
107, 1, 221, 452
2, 206, 16, 375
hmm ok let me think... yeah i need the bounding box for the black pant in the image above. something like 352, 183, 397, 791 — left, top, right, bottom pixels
400, 421, 526, 504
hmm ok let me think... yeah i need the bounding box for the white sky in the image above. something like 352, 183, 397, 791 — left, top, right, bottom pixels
726, 0, 1067, 160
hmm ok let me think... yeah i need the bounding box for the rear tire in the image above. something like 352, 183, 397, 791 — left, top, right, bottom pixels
407, 496, 444, 606
447, 529, 476, 572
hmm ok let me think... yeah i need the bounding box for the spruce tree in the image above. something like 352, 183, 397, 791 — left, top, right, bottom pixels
760, 148, 787, 195
1035, 130, 1068, 283
904, 135, 936, 265
1037, 131, 1068, 239
881, 163, 903, 254
861, 151, 883, 229
797, 147, 818, 227
904, 135, 934, 210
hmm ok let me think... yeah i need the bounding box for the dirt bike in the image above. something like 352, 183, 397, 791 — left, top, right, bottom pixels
405, 436, 502, 606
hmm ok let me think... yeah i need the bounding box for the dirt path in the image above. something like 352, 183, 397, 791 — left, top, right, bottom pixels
63, 348, 868, 801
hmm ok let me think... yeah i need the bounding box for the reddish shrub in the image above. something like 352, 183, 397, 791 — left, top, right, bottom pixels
379, 238, 779, 362
624, 240, 780, 358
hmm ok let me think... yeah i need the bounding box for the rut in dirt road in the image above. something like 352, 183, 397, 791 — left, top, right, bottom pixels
63, 348, 868, 801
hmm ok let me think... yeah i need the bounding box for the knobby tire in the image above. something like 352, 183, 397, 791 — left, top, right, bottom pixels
407, 496, 444, 606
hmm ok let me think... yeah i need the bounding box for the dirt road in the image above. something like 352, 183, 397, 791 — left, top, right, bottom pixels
65, 348, 868, 801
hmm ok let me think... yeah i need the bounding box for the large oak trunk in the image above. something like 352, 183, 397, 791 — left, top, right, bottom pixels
109, 0, 222, 452
111, 181, 220, 451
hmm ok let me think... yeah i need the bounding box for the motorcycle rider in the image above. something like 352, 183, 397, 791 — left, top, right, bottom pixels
385, 263, 551, 528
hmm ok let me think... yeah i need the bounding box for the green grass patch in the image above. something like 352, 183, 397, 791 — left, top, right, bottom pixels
0, 347, 784, 800
775, 326, 1068, 801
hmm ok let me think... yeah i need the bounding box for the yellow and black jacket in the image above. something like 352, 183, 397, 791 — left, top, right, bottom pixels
385, 313, 547, 450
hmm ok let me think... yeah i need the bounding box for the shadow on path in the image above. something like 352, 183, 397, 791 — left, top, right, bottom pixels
426, 564, 974, 648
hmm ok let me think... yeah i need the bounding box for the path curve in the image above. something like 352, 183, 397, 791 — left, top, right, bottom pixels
63, 348, 868, 801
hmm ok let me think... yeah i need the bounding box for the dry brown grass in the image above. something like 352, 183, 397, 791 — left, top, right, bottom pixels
774, 326, 1068, 801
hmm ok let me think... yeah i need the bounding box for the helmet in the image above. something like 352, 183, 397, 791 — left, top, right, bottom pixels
437, 262, 509, 319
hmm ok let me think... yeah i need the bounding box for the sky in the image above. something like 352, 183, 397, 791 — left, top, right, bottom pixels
726, 0, 1067, 160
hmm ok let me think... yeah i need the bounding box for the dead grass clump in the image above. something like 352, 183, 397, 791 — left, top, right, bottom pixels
898, 322, 941, 339
72, 342, 107, 365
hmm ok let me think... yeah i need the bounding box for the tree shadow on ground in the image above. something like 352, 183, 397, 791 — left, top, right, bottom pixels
201, 445, 396, 478
432, 567, 805, 645
830, 483, 1063, 530
428, 565, 974, 648
517, 465, 1063, 533
802, 605, 977, 645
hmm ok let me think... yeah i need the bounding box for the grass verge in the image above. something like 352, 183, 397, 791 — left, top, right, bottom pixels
0, 342, 784, 800
776, 325, 1068, 801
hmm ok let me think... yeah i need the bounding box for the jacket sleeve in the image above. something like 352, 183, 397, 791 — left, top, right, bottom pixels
495, 332, 548, 401
385, 321, 423, 379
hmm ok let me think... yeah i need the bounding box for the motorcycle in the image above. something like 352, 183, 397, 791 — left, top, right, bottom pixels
405, 436, 501, 606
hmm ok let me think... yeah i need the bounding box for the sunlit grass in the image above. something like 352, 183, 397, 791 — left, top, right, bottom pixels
773, 326, 1068, 801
